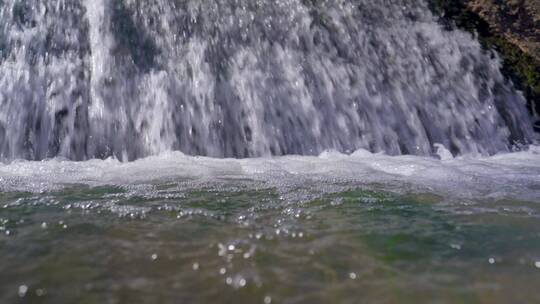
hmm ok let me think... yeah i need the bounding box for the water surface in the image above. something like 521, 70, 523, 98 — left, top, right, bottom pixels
1, 149, 539, 303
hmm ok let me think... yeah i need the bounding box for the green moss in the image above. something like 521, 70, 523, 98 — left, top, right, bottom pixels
428, 0, 540, 129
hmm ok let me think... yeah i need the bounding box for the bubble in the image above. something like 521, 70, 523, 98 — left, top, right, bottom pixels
238, 278, 247, 287
18, 285, 28, 297
192, 262, 199, 270
220, 267, 227, 275
35, 288, 46, 297
488, 258, 495, 264
41, 222, 48, 229
450, 243, 461, 250
264, 296, 272, 304
151, 253, 158, 261
349, 272, 357, 280
228, 245, 235, 251
535, 261, 540, 269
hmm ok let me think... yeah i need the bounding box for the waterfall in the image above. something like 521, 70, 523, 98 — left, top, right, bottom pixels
0, 0, 536, 161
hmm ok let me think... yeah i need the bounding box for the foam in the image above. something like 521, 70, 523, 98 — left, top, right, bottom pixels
0, 146, 538, 201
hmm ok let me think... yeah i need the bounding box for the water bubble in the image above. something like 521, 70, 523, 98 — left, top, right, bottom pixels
41, 222, 48, 229
535, 261, 540, 269
151, 253, 158, 261
238, 278, 247, 287
450, 243, 461, 250
228, 245, 235, 251
18, 285, 28, 297
349, 272, 357, 280
488, 258, 495, 264
192, 262, 199, 270
264, 296, 272, 304
220, 267, 227, 275
226, 277, 233, 285
35, 288, 46, 297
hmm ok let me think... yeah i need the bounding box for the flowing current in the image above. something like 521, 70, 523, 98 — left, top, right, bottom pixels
0, 0, 537, 161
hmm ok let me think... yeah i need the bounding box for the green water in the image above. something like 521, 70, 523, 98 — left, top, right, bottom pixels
1, 182, 539, 303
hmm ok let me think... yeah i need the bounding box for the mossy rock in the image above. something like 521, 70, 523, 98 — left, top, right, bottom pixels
428, 0, 540, 131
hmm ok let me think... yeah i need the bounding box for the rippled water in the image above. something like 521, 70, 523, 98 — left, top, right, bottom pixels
1, 149, 539, 303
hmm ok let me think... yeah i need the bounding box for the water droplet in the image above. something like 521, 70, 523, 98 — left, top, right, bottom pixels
489, 258, 495, 264
192, 262, 199, 270
228, 245, 235, 251
41, 222, 47, 229
264, 296, 272, 304
535, 261, 540, 269
349, 272, 357, 280
18, 285, 28, 297
239, 278, 247, 287
219, 267, 227, 275
35, 288, 46, 297
450, 243, 461, 250
151, 253, 158, 261
226, 277, 233, 285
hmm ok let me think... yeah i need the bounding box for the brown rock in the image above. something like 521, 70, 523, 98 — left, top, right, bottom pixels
464, 0, 540, 61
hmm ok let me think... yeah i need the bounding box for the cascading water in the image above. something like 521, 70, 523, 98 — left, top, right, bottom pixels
0, 0, 536, 161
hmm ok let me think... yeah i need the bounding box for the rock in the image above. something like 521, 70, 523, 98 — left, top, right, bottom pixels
429, 0, 540, 128
464, 0, 540, 62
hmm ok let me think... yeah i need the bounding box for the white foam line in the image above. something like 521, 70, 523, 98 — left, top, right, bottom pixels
0, 146, 538, 201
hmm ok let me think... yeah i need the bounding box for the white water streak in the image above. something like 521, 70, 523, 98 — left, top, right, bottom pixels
0, 0, 537, 161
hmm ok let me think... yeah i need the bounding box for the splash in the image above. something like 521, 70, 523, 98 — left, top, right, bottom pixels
0, 146, 539, 202
0, 0, 536, 161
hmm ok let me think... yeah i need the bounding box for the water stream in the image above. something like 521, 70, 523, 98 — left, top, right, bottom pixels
0, 0, 536, 161
1, 1, 539, 303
